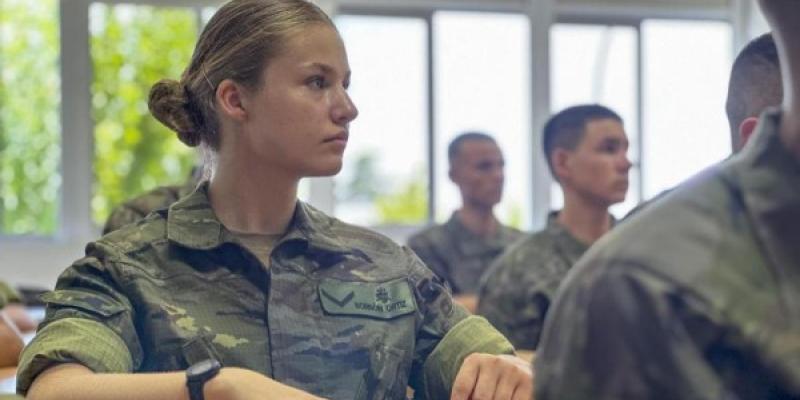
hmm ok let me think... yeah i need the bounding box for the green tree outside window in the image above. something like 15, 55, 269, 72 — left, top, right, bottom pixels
0, 0, 61, 235
91, 4, 198, 225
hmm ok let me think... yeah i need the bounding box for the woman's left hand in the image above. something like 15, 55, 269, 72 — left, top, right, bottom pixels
450, 353, 534, 400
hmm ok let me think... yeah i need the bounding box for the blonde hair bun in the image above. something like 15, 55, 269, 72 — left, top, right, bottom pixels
148, 79, 202, 147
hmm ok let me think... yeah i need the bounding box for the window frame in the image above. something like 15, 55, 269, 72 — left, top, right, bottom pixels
61, 0, 218, 243
336, 2, 551, 234
0, 0, 754, 288
552, 13, 733, 208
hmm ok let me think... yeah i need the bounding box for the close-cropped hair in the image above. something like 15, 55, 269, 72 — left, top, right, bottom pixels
448, 131, 497, 165
542, 104, 622, 177
725, 33, 782, 151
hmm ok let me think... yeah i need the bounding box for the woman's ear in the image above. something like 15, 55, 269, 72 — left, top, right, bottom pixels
216, 79, 248, 121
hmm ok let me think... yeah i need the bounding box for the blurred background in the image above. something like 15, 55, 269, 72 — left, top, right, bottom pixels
0, 0, 770, 287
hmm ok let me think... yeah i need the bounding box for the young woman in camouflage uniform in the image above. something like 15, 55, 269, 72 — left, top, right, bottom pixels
18, 1, 531, 399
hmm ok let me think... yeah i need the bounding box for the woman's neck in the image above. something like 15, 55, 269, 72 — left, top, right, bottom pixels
208, 158, 298, 235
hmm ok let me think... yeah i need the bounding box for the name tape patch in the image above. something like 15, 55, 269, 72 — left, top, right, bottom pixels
318, 277, 417, 320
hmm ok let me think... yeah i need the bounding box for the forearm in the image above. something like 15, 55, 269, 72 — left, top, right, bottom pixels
27, 363, 325, 400
27, 364, 190, 400
0, 313, 23, 367
420, 316, 515, 399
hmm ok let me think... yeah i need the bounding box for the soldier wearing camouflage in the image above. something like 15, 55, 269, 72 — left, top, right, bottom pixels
535, 109, 800, 399
0, 282, 19, 307
17, 183, 514, 399
408, 132, 522, 302
408, 213, 522, 295
476, 212, 589, 350
477, 104, 629, 350
18, 0, 533, 398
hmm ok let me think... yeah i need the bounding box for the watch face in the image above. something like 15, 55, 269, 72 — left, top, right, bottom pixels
187, 359, 221, 380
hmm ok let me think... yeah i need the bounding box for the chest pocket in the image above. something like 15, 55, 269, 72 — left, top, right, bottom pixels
313, 277, 417, 400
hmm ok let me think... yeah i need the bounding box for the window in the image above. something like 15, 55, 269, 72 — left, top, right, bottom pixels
334, 15, 429, 226
0, 0, 61, 235
334, 11, 532, 230
642, 20, 732, 198
433, 11, 532, 229
0, 2, 739, 240
550, 19, 732, 217
90, 3, 199, 225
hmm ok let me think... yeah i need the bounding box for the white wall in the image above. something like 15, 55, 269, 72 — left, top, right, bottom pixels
1, 240, 87, 289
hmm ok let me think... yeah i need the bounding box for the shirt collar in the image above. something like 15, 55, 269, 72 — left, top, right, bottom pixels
166, 182, 352, 257
727, 108, 800, 269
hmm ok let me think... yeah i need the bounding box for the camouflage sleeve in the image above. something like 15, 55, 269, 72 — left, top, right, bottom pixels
404, 248, 514, 399
420, 316, 515, 399
535, 262, 724, 400
16, 242, 142, 395
476, 253, 547, 350
407, 236, 452, 289
103, 205, 147, 235
0, 281, 20, 305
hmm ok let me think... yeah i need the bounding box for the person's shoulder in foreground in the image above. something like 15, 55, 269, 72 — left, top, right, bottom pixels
535, 108, 800, 399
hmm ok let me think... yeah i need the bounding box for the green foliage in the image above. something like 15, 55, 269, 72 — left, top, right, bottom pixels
341, 153, 380, 201
90, 4, 198, 224
0, 0, 60, 234
339, 150, 427, 225
375, 174, 427, 224
502, 202, 523, 229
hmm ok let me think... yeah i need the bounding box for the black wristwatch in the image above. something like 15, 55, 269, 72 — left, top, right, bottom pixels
186, 359, 222, 400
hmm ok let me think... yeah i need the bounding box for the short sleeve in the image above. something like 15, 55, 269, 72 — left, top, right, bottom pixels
16, 242, 143, 395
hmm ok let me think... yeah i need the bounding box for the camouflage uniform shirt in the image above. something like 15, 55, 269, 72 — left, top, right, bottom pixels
477, 212, 590, 350
0, 281, 20, 310
17, 183, 513, 399
102, 180, 197, 234
535, 110, 800, 399
407, 213, 522, 295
